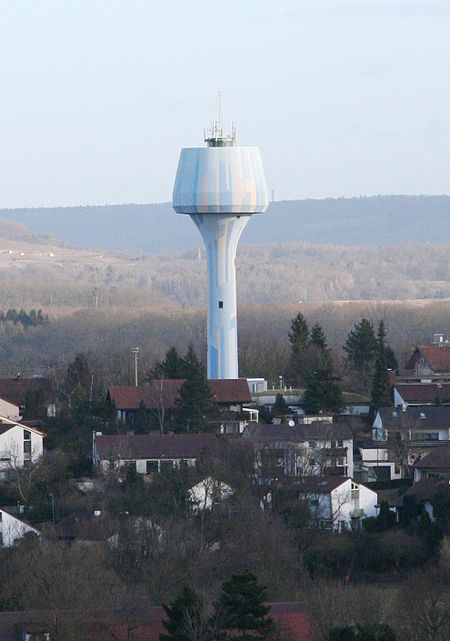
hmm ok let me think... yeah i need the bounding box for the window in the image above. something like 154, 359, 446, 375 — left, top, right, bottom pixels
160, 459, 173, 473
337, 440, 343, 447
218, 301, 223, 308
337, 458, 345, 467
146, 460, 159, 474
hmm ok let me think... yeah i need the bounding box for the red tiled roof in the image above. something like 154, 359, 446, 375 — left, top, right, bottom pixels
208, 378, 251, 403
0, 378, 54, 405
95, 432, 221, 461
406, 345, 450, 373
402, 477, 448, 502
247, 422, 352, 442
108, 381, 184, 410
395, 383, 450, 403
108, 379, 251, 410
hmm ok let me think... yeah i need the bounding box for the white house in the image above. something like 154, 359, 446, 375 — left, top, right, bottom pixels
0, 508, 40, 547
358, 441, 403, 481
297, 477, 378, 532
373, 407, 450, 444
0, 398, 20, 420
244, 422, 354, 478
188, 476, 233, 511
0, 417, 45, 479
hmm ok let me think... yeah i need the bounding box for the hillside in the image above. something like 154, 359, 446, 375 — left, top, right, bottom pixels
1, 194, 449, 253
0, 230, 448, 309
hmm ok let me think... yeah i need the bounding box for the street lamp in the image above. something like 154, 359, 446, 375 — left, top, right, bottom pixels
132, 347, 139, 387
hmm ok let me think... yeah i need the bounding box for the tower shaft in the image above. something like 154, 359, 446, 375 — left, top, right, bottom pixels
192, 213, 250, 380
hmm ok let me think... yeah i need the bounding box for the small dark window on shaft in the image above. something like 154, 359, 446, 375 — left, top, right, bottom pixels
218, 301, 223, 308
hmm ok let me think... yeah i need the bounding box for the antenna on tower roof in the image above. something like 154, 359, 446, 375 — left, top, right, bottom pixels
204, 91, 235, 147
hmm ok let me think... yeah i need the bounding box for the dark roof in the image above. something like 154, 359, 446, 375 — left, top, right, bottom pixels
406, 345, 450, 373
377, 406, 450, 429
0, 377, 53, 405
295, 476, 350, 493
246, 422, 352, 443
414, 446, 450, 469
402, 477, 448, 502
0, 603, 314, 641
395, 383, 450, 404
108, 379, 251, 411
95, 433, 221, 461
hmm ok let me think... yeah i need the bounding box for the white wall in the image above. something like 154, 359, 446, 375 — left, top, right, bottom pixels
0, 399, 20, 419
0, 509, 40, 547
0, 424, 44, 471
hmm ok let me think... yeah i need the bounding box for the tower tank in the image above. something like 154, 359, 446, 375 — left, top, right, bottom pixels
172, 104, 268, 379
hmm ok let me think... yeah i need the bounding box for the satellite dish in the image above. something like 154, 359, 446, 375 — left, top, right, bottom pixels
288, 420, 295, 427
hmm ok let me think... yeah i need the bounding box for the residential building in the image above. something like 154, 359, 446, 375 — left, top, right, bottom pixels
357, 440, 403, 481
0, 418, 45, 479
0, 377, 56, 417
373, 406, 450, 444
0, 508, 40, 547
393, 382, 450, 407
0, 397, 20, 420
93, 432, 221, 475
405, 344, 450, 376
108, 378, 253, 432
295, 476, 378, 532
243, 422, 354, 477
413, 446, 450, 482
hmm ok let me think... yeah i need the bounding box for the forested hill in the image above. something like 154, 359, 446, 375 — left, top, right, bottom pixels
1, 194, 449, 253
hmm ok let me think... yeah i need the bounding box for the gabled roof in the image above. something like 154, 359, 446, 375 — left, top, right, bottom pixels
108, 379, 251, 411
246, 422, 352, 443
395, 383, 450, 404
108, 381, 183, 411
406, 345, 450, 373
295, 475, 350, 493
402, 477, 448, 502
208, 378, 252, 403
95, 433, 221, 461
414, 445, 450, 470
377, 406, 450, 429
0, 416, 46, 437
0, 377, 54, 405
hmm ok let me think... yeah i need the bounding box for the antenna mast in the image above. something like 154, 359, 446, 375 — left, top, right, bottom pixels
204, 92, 235, 147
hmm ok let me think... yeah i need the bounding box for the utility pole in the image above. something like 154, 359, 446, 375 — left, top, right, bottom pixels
132, 347, 139, 386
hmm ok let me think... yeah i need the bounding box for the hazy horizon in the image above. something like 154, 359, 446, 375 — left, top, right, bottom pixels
1, 1, 449, 209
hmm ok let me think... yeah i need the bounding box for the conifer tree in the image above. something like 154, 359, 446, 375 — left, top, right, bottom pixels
302, 362, 343, 415
161, 586, 212, 641
176, 344, 217, 432
287, 312, 310, 386
370, 320, 391, 411
216, 570, 274, 641
310, 322, 327, 350
151, 346, 186, 379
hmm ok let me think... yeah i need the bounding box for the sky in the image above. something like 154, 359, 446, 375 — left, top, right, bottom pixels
0, 0, 449, 208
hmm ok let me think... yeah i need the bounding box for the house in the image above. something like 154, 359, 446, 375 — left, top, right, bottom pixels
187, 476, 233, 511
357, 440, 403, 481
0, 398, 20, 420
413, 446, 450, 482
393, 382, 450, 407
295, 476, 378, 532
373, 406, 450, 445
0, 508, 40, 547
243, 422, 354, 478
108, 379, 253, 432
93, 432, 221, 475
395, 477, 449, 523
0, 377, 56, 417
0, 417, 45, 479
405, 345, 450, 376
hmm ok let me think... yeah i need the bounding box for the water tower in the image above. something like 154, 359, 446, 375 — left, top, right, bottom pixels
172, 98, 268, 379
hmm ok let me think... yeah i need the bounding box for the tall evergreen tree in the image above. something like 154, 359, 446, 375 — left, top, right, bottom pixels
310, 322, 327, 350
161, 586, 212, 641
176, 344, 217, 432
370, 320, 391, 411
152, 346, 186, 379
343, 319, 377, 387
302, 361, 343, 415
217, 570, 274, 641
287, 312, 310, 386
